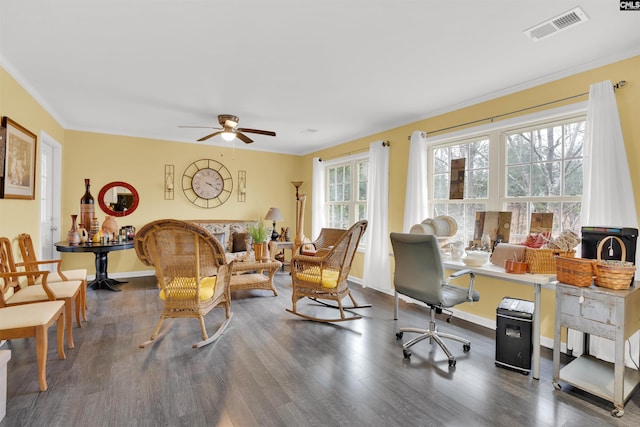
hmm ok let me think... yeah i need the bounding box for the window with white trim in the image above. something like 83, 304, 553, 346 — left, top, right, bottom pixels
325, 155, 368, 230
429, 110, 585, 245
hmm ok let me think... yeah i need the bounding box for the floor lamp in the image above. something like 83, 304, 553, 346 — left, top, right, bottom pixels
291, 181, 303, 234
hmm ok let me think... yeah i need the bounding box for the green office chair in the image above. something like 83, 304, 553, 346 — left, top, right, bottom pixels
390, 232, 480, 367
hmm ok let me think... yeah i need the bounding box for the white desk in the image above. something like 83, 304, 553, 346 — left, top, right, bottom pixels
442, 260, 556, 380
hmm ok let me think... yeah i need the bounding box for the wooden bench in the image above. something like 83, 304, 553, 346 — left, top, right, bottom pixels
0, 301, 66, 391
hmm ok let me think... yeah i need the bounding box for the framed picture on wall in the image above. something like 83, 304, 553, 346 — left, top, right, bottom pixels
0, 125, 6, 177
0, 117, 38, 199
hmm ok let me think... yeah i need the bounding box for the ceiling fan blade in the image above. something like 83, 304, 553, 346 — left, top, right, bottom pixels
198, 131, 222, 142
236, 132, 254, 144
237, 128, 276, 137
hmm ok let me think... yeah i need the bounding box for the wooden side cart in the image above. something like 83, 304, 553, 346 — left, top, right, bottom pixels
553, 282, 640, 417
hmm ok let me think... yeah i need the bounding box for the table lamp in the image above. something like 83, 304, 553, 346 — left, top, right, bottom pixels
264, 207, 284, 241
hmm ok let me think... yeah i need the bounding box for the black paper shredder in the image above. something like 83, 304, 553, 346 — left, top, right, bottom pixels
495, 297, 534, 374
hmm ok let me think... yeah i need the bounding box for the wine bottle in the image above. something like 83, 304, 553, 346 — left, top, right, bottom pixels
80, 178, 95, 240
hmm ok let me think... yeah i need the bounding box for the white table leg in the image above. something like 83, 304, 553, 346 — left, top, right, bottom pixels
533, 282, 541, 380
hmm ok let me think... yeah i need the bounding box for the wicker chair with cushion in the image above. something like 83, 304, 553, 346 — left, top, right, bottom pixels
0, 237, 81, 349
16, 233, 88, 322
286, 220, 370, 322
134, 219, 233, 348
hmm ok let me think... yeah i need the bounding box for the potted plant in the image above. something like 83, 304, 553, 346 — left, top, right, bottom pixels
248, 222, 269, 261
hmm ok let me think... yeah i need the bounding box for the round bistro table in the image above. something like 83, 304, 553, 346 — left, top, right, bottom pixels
54, 241, 134, 292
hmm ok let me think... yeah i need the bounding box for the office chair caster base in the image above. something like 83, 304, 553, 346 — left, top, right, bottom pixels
403, 349, 411, 359
552, 382, 561, 390
463, 344, 470, 352
396, 332, 403, 340
612, 408, 624, 418
448, 358, 456, 367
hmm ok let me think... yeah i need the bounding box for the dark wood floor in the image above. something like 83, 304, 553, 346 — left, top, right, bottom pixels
2, 270, 640, 426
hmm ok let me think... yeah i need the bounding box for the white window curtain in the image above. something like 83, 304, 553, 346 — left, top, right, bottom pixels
363, 141, 391, 290
311, 157, 325, 240
403, 131, 429, 232
571, 80, 640, 366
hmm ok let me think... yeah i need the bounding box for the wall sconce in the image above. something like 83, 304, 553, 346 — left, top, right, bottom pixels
238, 170, 246, 202
164, 164, 175, 200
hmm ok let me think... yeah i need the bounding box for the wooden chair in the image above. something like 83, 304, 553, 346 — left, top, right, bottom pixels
16, 233, 88, 322
0, 237, 81, 349
134, 219, 233, 348
0, 301, 66, 391
286, 220, 370, 322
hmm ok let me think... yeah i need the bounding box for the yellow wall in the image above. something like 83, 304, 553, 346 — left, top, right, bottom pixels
0, 67, 65, 252
303, 54, 640, 340
60, 131, 301, 272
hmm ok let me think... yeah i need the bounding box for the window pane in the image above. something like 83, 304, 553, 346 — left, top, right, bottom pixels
470, 139, 489, 169
532, 125, 562, 162
561, 202, 581, 234
468, 169, 488, 199
507, 165, 530, 197
358, 203, 367, 221
507, 132, 531, 165
506, 202, 529, 242
325, 158, 367, 232
358, 182, 367, 201
564, 122, 584, 159
433, 173, 449, 199
336, 184, 343, 202
434, 147, 449, 174
358, 161, 367, 181
532, 162, 561, 197
564, 159, 582, 196
433, 203, 447, 217
465, 203, 486, 244
450, 146, 467, 161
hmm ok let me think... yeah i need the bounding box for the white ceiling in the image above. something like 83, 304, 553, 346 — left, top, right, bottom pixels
1, 1, 639, 156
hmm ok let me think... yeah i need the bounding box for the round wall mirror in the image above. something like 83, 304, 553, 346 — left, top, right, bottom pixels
98, 181, 139, 217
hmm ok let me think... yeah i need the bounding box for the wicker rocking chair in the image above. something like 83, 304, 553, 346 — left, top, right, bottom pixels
286, 220, 370, 322
134, 219, 233, 348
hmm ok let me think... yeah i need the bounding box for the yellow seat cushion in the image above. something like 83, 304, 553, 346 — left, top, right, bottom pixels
297, 269, 340, 288
159, 276, 217, 301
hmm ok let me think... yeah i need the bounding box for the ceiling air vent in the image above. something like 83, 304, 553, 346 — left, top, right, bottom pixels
523, 7, 589, 41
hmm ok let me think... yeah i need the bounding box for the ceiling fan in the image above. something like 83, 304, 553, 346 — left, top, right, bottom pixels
180, 114, 276, 144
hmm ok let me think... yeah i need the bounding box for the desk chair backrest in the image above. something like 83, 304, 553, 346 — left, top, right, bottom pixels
390, 232, 445, 305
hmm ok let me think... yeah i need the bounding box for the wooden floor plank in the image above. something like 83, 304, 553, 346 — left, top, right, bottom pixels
2, 272, 640, 426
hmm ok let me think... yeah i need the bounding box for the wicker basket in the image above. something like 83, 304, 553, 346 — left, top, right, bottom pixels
524, 248, 576, 274
555, 255, 594, 287
593, 236, 636, 290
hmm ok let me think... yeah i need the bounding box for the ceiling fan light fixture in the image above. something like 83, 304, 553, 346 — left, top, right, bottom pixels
221, 130, 236, 141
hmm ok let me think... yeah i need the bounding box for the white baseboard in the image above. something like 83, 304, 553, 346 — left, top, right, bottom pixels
87, 269, 155, 281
